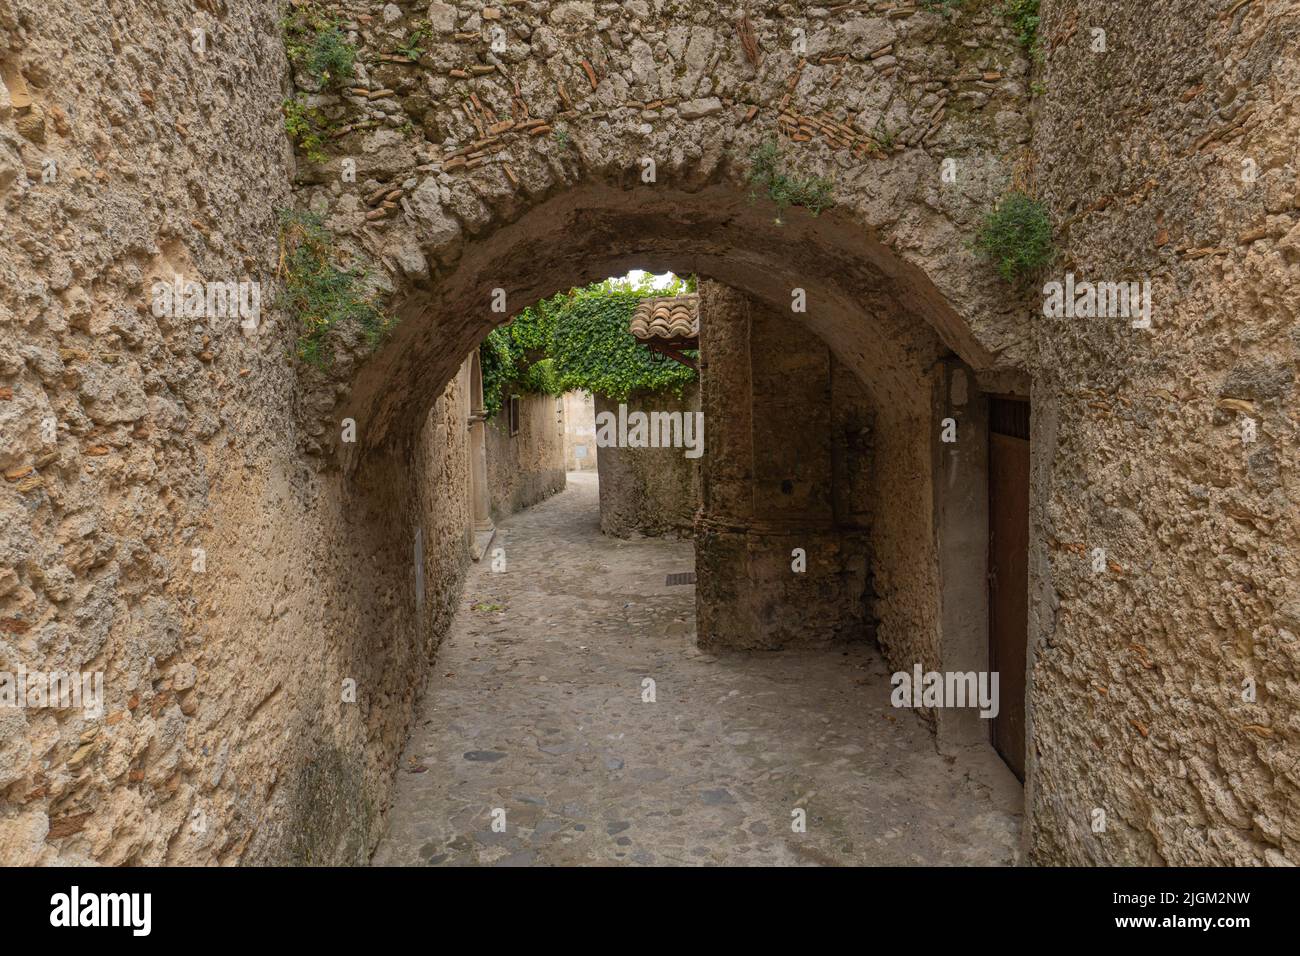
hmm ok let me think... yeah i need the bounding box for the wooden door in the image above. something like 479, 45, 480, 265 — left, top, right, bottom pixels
988, 398, 1029, 781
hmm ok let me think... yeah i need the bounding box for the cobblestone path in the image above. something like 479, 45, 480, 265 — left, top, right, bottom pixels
373, 473, 1022, 866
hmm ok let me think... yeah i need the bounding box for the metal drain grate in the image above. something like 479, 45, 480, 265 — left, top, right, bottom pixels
665, 572, 697, 586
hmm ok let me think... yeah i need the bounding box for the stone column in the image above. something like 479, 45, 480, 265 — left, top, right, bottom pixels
697, 280, 755, 526
694, 281, 755, 648
694, 282, 873, 651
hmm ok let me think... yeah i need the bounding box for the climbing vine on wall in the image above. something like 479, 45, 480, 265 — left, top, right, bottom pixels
479, 305, 561, 419
550, 277, 698, 401
479, 275, 698, 418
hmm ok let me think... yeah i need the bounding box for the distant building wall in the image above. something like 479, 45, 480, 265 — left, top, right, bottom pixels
562, 390, 597, 472
595, 383, 702, 538
486, 392, 566, 521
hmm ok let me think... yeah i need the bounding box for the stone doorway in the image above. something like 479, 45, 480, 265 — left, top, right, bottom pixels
988, 397, 1031, 782
467, 351, 496, 560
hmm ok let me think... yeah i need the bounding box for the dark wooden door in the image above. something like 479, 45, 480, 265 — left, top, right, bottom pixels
988, 399, 1029, 781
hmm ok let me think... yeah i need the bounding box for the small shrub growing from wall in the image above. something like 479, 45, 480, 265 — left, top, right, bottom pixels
975, 191, 1054, 286
282, 97, 330, 164
277, 210, 391, 366
1001, 0, 1041, 57
283, 4, 357, 87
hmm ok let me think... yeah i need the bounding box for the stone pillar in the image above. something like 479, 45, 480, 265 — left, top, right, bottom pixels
694, 282, 873, 650
695, 281, 756, 647
698, 281, 755, 525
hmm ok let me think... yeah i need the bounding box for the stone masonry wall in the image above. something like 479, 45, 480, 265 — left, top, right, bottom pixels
1024, 0, 1300, 865
313, 0, 1032, 461
0, 0, 474, 865
695, 282, 878, 651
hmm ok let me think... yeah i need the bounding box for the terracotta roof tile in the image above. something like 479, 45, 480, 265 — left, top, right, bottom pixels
629, 294, 699, 341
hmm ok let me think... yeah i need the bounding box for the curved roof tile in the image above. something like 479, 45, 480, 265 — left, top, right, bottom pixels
629, 293, 699, 340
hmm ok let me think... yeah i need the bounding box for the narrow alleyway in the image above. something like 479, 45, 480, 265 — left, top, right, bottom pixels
372, 473, 1022, 866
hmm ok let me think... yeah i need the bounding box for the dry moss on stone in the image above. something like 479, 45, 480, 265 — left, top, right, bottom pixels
745, 140, 835, 222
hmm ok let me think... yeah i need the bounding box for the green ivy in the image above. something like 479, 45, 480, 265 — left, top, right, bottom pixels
479, 275, 698, 417
548, 277, 697, 401
974, 191, 1054, 286
479, 302, 562, 418
284, 4, 357, 87
521, 357, 559, 395
277, 209, 391, 367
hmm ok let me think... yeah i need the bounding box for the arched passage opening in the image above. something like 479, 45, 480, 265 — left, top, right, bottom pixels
297, 174, 1038, 862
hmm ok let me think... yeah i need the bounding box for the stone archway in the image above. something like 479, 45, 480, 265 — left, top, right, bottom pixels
297, 168, 1042, 837
291, 0, 1037, 464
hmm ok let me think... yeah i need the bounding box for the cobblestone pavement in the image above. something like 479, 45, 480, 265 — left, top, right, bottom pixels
372, 473, 1023, 866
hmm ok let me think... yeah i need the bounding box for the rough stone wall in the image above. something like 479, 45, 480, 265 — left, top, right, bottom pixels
485, 390, 565, 520
1026, 0, 1300, 865
869, 371, 943, 691
594, 384, 700, 538
0, 0, 475, 865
